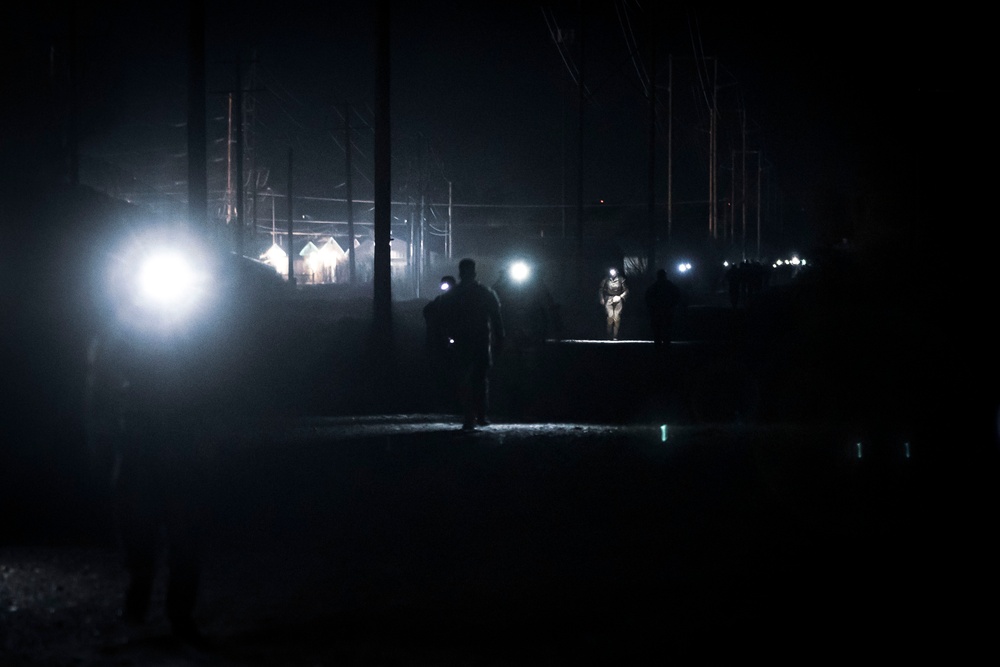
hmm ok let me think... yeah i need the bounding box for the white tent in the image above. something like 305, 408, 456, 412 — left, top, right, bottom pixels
318, 237, 347, 267
261, 242, 288, 274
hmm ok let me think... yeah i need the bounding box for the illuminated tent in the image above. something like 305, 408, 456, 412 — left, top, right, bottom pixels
318, 237, 347, 265
260, 242, 288, 274
298, 241, 321, 283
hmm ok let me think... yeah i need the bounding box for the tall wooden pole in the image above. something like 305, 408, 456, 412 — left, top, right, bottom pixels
374, 0, 392, 328
741, 108, 747, 260
722, 148, 742, 245
710, 57, 718, 240
234, 57, 244, 255
646, 7, 657, 274
667, 54, 673, 243
576, 0, 585, 286
756, 150, 762, 259
371, 0, 396, 410
187, 0, 207, 231
68, 2, 79, 186
344, 101, 356, 282
447, 180, 452, 260
286, 148, 295, 284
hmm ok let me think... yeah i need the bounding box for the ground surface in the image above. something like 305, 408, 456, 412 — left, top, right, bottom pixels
3, 416, 996, 666
4, 278, 997, 665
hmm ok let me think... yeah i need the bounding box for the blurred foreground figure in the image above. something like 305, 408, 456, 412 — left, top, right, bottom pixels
85, 228, 285, 646
422, 275, 458, 412
87, 331, 208, 642
440, 258, 505, 431
598, 267, 629, 340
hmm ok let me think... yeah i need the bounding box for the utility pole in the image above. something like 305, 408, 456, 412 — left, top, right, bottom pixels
187, 0, 207, 231
446, 179, 452, 260
730, 149, 736, 244
213, 55, 260, 251
244, 52, 259, 255
344, 101, 356, 283
225, 93, 233, 226
554, 25, 572, 239
645, 7, 657, 275
373, 1, 392, 320
286, 148, 295, 285
418, 192, 426, 298
667, 54, 673, 243
68, 2, 79, 186
756, 150, 762, 259
372, 0, 396, 411
576, 0, 585, 286
741, 107, 747, 261
250, 167, 260, 255
234, 57, 245, 256
416, 138, 425, 299
709, 56, 718, 240
409, 196, 416, 292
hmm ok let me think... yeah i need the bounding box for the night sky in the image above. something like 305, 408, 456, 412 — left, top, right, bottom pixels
1, 2, 973, 261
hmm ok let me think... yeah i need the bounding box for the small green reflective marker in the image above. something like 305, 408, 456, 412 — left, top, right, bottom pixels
660, 424, 668, 442
856, 442, 863, 459
904, 442, 910, 458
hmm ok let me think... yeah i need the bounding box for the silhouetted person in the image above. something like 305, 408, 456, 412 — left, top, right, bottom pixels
492, 263, 554, 349
84, 241, 284, 650
746, 261, 768, 299
440, 258, 505, 431
645, 268, 682, 354
85, 330, 211, 648
598, 267, 629, 340
422, 275, 457, 411
423, 275, 456, 349
726, 262, 744, 309
490, 263, 560, 420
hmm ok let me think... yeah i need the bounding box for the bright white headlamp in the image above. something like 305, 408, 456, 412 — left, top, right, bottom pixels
106, 227, 215, 337
509, 261, 531, 283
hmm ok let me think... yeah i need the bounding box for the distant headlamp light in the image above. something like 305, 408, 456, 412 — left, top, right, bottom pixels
440, 281, 451, 291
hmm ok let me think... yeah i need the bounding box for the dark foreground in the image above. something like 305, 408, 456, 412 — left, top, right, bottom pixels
2, 415, 996, 666
3, 263, 997, 665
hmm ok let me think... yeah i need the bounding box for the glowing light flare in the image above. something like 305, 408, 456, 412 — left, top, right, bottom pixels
137, 251, 204, 309
509, 261, 531, 283
106, 230, 218, 338
262, 243, 288, 274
